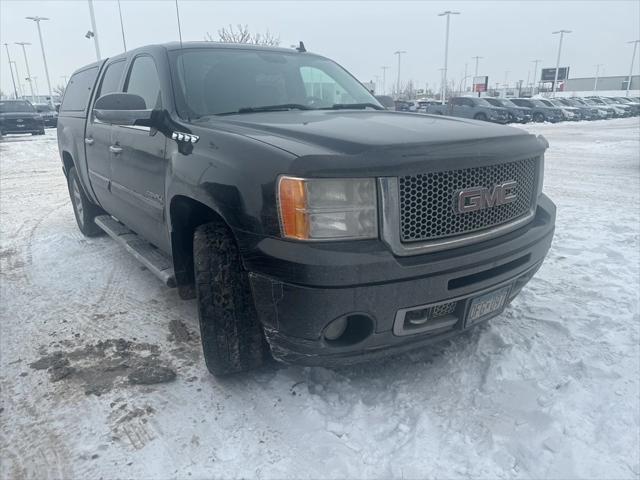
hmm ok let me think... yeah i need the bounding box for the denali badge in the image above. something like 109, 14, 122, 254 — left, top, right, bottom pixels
456, 181, 517, 213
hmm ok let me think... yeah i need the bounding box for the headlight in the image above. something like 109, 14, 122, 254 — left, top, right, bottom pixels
277, 176, 378, 240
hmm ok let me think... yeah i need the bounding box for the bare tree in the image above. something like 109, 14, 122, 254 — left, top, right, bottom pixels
53, 84, 65, 97
205, 24, 280, 46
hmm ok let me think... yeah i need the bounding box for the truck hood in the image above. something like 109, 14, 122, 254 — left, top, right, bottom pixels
195, 110, 532, 157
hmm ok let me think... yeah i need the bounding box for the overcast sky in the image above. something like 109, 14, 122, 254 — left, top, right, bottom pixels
1, 0, 639, 97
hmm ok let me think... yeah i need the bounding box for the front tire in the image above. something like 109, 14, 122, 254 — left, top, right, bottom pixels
533, 112, 546, 123
193, 222, 267, 376
67, 166, 104, 237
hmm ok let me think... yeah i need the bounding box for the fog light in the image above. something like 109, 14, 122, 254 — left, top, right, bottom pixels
324, 317, 348, 341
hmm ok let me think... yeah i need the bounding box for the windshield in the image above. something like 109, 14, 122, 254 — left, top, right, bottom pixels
0, 101, 35, 113
170, 48, 382, 118
529, 99, 549, 107
474, 98, 492, 107
498, 98, 517, 107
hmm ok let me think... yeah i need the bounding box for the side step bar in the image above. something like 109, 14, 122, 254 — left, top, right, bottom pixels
94, 215, 176, 288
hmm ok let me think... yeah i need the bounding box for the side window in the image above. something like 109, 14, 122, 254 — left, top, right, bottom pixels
125, 56, 161, 109
60, 66, 99, 112
464, 99, 474, 107
95, 60, 126, 99
451, 98, 462, 106
300, 66, 356, 105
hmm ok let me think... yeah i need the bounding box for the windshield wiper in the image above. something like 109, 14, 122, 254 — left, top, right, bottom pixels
218, 104, 312, 115
322, 103, 384, 111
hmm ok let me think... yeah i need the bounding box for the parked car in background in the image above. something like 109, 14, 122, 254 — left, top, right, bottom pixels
34, 103, 59, 127
394, 100, 414, 112
426, 96, 510, 123
584, 97, 625, 117
555, 98, 599, 120
483, 97, 532, 123
570, 98, 610, 119
375, 95, 396, 110
592, 97, 634, 117
416, 99, 440, 113
538, 98, 581, 121
510, 98, 564, 123
0, 100, 46, 136
610, 97, 640, 115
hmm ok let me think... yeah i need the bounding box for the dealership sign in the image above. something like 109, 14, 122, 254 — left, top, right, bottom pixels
541, 67, 570, 82
472, 76, 488, 92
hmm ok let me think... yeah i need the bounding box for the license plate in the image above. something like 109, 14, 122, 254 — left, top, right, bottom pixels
466, 285, 511, 326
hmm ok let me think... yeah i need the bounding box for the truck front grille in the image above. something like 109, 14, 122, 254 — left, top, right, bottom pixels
399, 157, 538, 243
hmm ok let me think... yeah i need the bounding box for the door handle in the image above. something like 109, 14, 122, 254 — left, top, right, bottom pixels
84, 137, 94, 145
109, 145, 123, 154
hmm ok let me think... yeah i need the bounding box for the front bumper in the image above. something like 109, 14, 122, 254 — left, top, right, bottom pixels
247, 195, 556, 366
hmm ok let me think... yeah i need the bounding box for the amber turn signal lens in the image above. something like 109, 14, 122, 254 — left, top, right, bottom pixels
278, 177, 310, 239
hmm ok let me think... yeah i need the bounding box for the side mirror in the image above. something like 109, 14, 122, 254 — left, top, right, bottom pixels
94, 93, 153, 126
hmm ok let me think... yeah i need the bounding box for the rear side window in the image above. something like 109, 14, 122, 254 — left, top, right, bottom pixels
95, 60, 126, 99
61, 66, 99, 112
125, 56, 161, 109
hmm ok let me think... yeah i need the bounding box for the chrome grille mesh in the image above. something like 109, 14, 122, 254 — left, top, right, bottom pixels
399, 158, 538, 243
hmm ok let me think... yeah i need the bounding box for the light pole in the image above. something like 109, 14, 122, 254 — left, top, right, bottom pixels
87, 0, 101, 60
504, 70, 510, 88
438, 10, 460, 104
462, 62, 468, 92
531, 59, 542, 91
15, 42, 36, 103
472, 56, 483, 77
552, 30, 571, 96
393, 51, 406, 97
3, 43, 19, 99
32, 76, 40, 98
593, 63, 603, 91
626, 40, 639, 96
381, 66, 389, 95
11, 61, 24, 98
61, 75, 68, 87
117, 0, 127, 51
26, 16, 54, 106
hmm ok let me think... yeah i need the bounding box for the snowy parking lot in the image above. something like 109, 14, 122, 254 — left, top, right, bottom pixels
1, 118, 639, 479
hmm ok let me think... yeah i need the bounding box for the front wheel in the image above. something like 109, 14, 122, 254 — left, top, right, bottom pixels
533, 112, 546, 123
194, 222, 267, 376
67, 166, 104, 237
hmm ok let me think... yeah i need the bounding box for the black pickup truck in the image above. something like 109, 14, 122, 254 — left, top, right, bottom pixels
57, 42, 556, 375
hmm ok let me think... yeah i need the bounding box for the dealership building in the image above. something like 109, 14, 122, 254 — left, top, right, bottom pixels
563, 75, 639, 92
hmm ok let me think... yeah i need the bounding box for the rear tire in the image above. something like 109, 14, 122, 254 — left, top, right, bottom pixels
67, 166, 104, 237
193, 222, 266, 376
474, 113, 487, 121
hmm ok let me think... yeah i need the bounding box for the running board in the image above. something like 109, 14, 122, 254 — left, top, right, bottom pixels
94, 215, 176, 288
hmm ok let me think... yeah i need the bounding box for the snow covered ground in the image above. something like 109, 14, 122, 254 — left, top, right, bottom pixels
1, 118, 638, 479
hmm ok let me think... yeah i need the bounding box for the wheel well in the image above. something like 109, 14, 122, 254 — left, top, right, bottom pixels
169, 196, 227, 294
62, 151, 74, 177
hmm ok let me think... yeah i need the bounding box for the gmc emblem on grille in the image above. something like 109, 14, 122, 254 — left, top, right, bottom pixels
455, 181, 517, 213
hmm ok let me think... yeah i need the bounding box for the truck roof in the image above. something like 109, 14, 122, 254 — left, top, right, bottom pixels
67, 41, 319, 78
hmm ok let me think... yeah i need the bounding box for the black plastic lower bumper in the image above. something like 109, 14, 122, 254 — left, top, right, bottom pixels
247, 195, 555, 366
